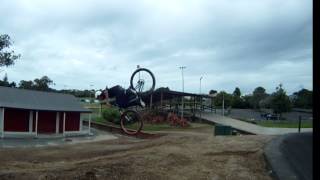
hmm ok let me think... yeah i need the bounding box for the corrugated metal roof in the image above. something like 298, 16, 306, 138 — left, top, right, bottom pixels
0, 86, 91, 113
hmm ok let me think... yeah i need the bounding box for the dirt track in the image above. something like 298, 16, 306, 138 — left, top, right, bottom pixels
0, 128, 273, 180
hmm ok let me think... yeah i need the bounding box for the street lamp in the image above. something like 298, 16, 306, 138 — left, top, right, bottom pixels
199, 76, 203, 120
222, 92, 225, 117
179, 66, 186, 120
199, 76, 203, 94
90, 84, 94, 103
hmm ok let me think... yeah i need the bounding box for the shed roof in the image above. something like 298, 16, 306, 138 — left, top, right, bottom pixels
0, 86, 91, 113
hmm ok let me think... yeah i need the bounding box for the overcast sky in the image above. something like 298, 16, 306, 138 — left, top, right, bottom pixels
0, 0, 312, 95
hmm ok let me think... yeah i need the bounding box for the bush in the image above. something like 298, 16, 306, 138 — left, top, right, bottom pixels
167, 113, 190, 127
102, 107, 120, 124
140, 110, 190, 128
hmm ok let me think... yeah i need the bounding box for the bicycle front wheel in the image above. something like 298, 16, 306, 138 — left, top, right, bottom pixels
120, 110, 143, 135
130, 68, 156, 95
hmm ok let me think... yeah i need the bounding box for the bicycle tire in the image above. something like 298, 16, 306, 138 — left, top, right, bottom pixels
120, 110, 143, 135
130, 68, 156, 95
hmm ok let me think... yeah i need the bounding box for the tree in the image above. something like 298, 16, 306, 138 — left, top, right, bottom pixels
209, 89, 217, 95
243, 95, 253, 108
231, 87, 245, 108
0, 34, 20, 68
0, 73, 9, 87
214, 91, 233, 107
259, 96, 272, 109
251, 86, 268, 109
18, 76, 54, 91
19, 80, 34, 89
270, 84, 292, 119
33, 76, 53, 91
0, 73, 16, 87
291, 89, 312, 109
233, 87, 241, 97
9, 81, 16, 87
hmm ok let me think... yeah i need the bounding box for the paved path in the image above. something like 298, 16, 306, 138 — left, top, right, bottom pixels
196, 112, 312, 135
264, 132, 313, 180
0, 127, 117, 148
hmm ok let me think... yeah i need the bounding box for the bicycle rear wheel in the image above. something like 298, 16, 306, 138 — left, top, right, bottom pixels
120, 110, 143, 135
130, 68, 155, 95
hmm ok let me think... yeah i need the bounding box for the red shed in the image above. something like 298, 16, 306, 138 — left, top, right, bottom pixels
0, 86, 91, 138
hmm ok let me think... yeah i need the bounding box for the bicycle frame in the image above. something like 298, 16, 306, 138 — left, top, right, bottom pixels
96, 67, 155, 135
135, 79, 145, 92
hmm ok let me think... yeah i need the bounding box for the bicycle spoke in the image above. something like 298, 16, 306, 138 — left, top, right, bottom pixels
130, 68, 155, 95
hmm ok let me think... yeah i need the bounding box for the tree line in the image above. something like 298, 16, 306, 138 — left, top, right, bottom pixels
209, 85, 312, 117
0, 74, 95, 98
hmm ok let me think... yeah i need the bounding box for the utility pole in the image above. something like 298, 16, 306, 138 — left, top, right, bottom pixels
222, 92, 225, 117
179, 66, 186, 120
199, 76, 203, 120
199, 76, 203, 94
90, 84, 94, 103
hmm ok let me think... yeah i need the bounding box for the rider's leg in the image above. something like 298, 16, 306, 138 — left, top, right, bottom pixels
126, 88, 145, 107
127, 97, 145, 108
126, 88, 139, 102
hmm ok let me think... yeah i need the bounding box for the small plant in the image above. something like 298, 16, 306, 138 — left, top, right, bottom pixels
102, 107, 121, 124
167, 113, 190, 127
140, 111, 190, 128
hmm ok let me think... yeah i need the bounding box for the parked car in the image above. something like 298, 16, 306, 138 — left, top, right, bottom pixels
261, 113, 278, 120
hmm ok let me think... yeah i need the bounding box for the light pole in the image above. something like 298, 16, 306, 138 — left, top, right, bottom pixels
90, 84, 94, 103
199, 76, 203, 94
199, 76, 203, 120
222, 92, 225, 117
179, 66, 186, 120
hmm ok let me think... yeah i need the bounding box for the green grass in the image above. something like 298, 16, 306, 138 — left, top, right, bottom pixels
122, 122, 183, 132
137, 123, 173, 131
257, 121, 313, 128
127, 122, 213, 132
92, 116, 105, 124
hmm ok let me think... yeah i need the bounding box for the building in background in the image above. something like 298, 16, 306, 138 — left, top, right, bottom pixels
0, 86, 91, 138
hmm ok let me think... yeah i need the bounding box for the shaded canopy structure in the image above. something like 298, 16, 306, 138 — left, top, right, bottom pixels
141, 87, 212, 103
141, 87, 216, 118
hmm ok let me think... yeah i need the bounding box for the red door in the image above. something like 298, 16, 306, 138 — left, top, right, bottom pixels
38, 111, 56, 133
58, 112, 80, 132
65, 112, 80, 131
4, 108, 29, 132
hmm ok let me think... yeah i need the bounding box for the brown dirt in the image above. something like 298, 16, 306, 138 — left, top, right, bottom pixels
0, 128, 274, 180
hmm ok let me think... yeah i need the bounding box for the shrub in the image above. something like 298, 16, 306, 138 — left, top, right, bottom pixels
167, 113, 190, 127
102, 107, 120, 124
140, 110, 190, 128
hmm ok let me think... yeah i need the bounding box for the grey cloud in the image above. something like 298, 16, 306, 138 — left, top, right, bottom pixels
1, 0, 313, 95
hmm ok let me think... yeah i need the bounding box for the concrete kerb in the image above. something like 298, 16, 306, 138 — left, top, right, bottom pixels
0, 127, 117, 148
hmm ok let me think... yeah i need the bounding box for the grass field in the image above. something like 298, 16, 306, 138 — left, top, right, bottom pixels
233, 116, 313, 128
131, 122, 213, 132
256, 120, 313, 128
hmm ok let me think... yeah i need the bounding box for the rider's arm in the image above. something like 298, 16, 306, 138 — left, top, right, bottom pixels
104, 90, 117, 106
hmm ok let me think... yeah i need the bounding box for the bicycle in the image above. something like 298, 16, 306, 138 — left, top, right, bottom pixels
97, 67, 156, 135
